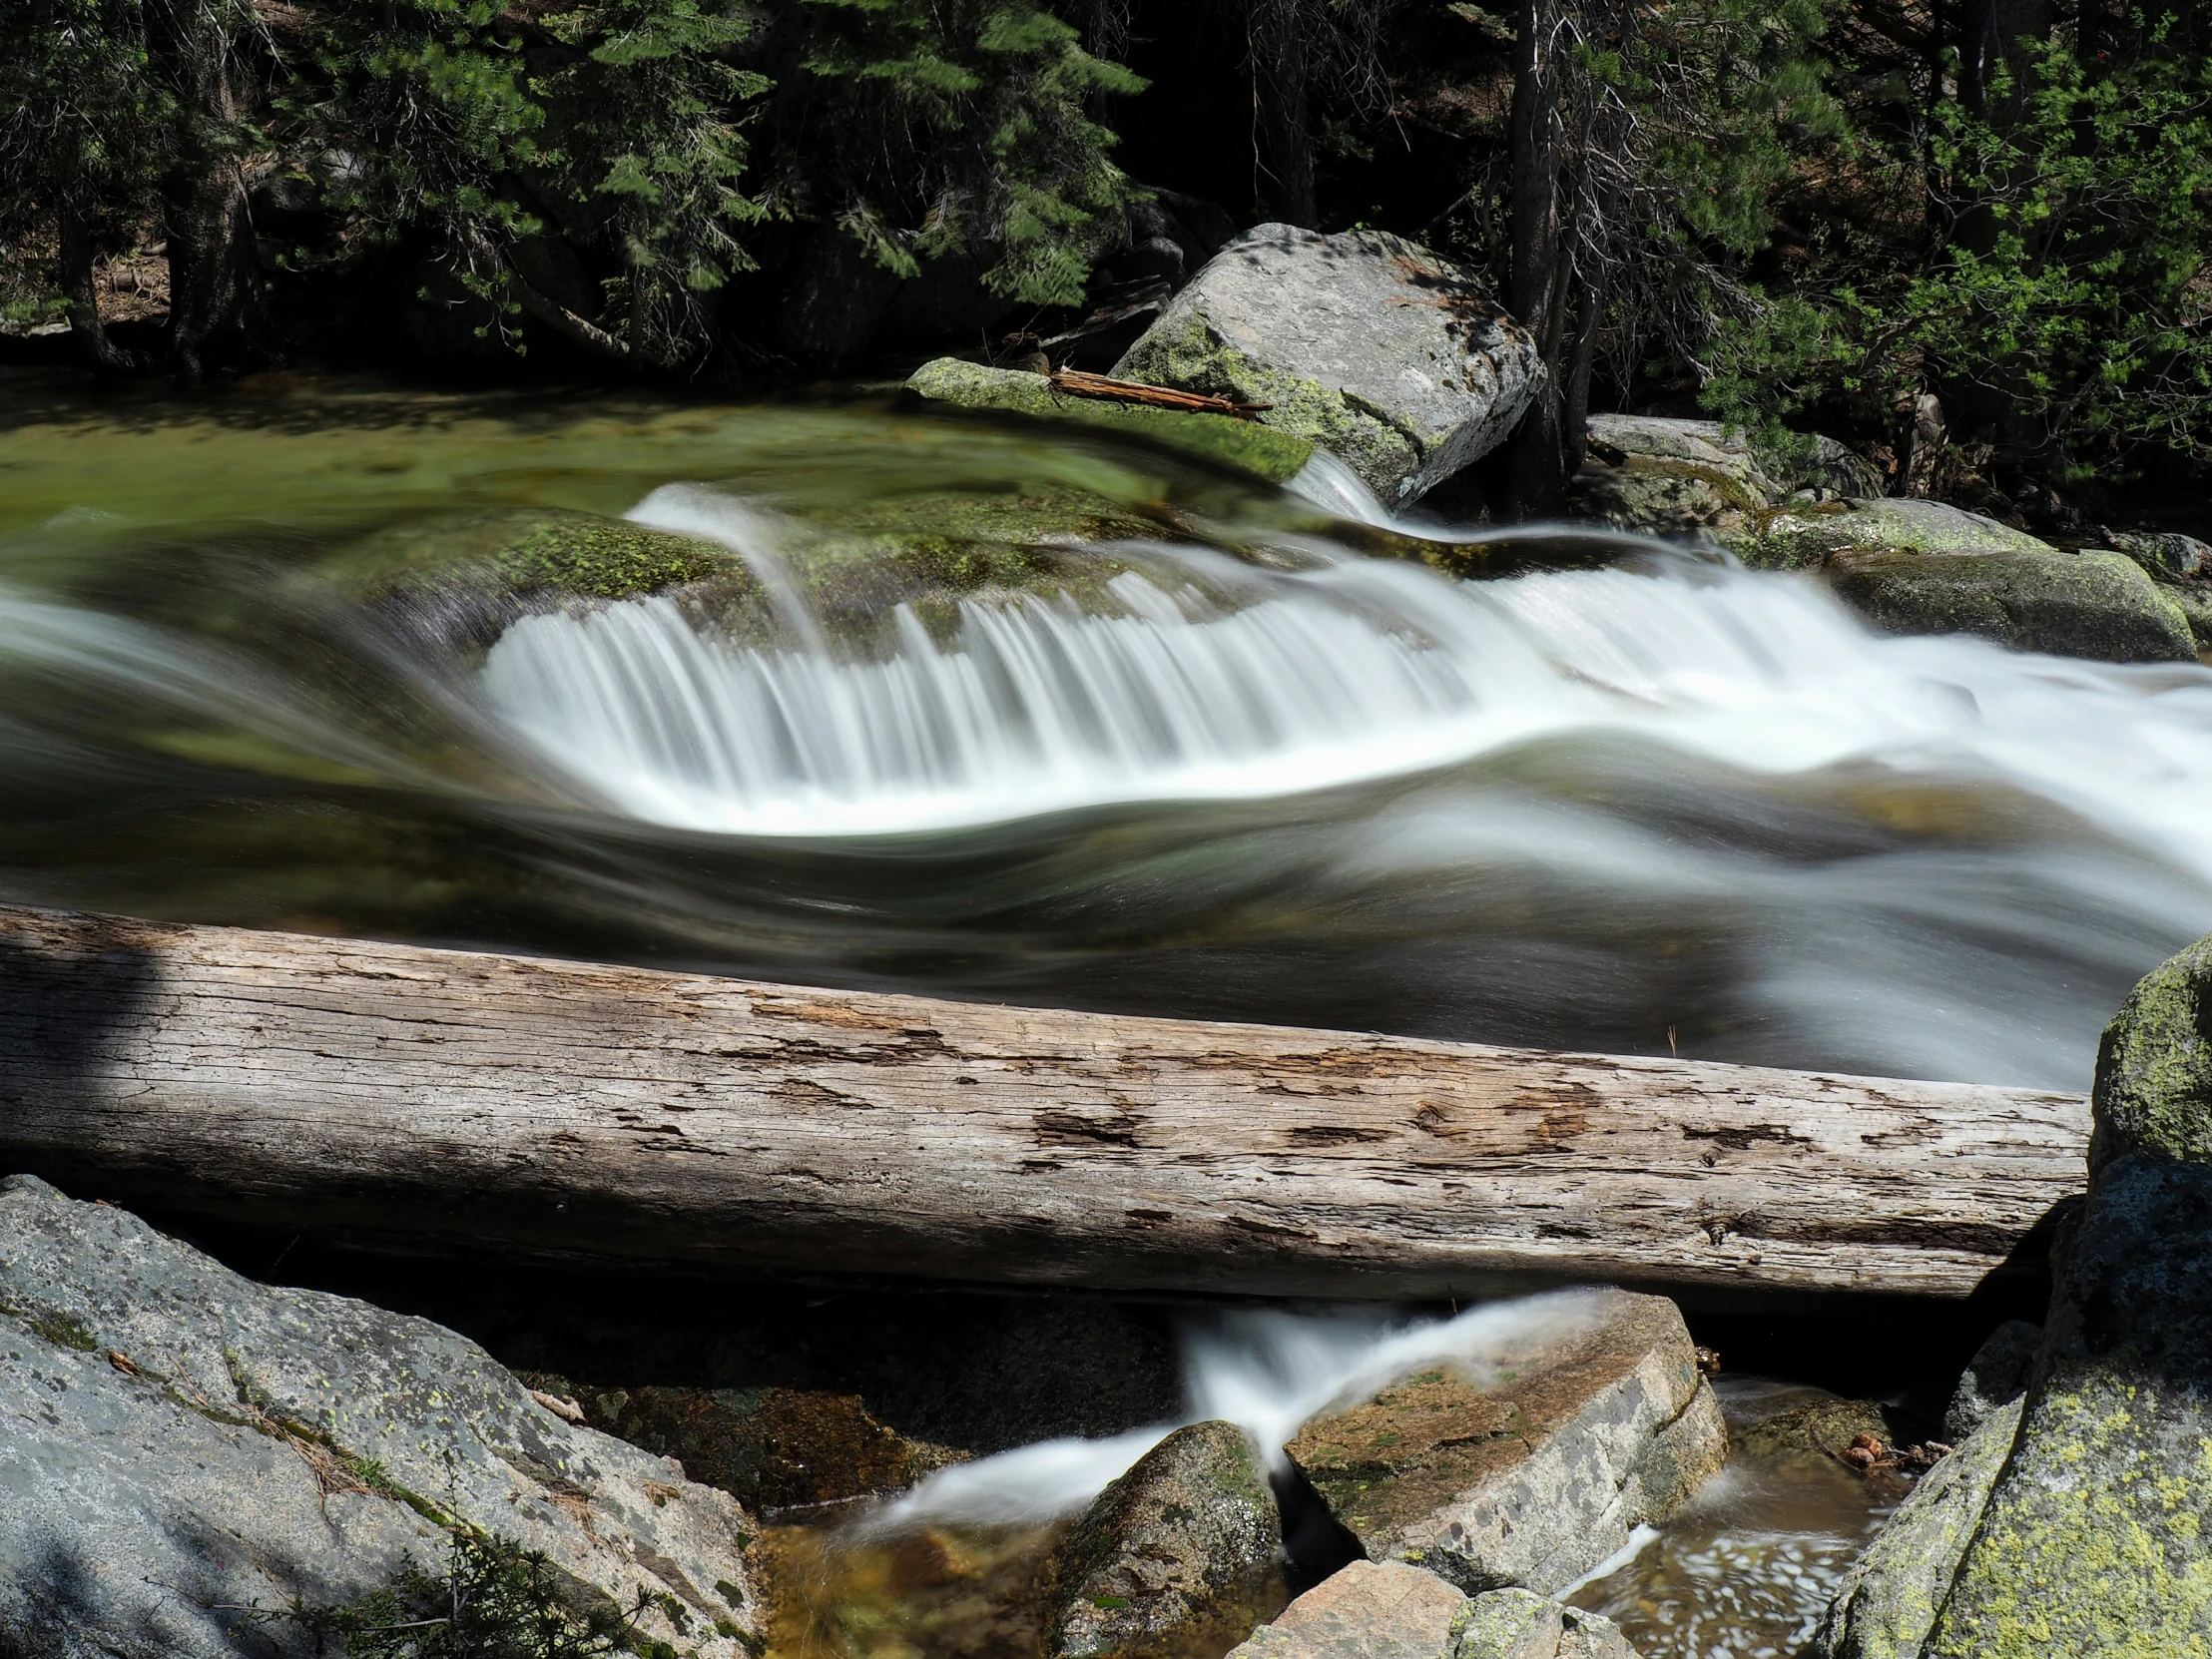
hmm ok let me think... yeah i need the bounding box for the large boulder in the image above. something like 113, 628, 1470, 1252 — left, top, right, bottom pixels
1225, 1562, 1638, 1659
1286, 1290, 1724, 1596
2106, 530, 2212, 651
1111, 225, 1542, 507
1830, 932, 2212, 1655
0, 1175, 761, 1659
1826, 547, 2197, 663
1036, 1418, 1288, 1659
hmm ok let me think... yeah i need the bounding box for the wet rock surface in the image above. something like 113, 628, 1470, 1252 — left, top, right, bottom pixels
1824, 546, 2197, 663
1732, 1395, 1901, 1461
1287, 1290, 1725, 1596
1113, 224, 1542, 507
0, 1174, 761, 1659
1037, 1418, 1288, 1659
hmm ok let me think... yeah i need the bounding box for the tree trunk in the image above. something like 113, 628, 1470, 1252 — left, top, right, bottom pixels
0, 904, 2090, 1303
57, 197, 134, 372
1505, 0, 1569, 515
154, 0, 265, 379
1247, 0, 1318, 228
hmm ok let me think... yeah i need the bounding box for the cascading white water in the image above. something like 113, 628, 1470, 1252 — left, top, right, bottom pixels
479, 488, 2212, 872
864, 1291, 1607, 1529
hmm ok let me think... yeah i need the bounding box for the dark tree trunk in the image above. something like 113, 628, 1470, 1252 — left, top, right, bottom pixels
153, 0, 266, 379
1247, 0, 1318, 228
1505, 0, 1570, 515
57, 198, 133, 372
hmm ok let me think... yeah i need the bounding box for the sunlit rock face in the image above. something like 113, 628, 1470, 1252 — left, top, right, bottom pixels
1286, 1290, 1726, 1597
1113, 225, 1542, 507
0, 1175, 763, 1659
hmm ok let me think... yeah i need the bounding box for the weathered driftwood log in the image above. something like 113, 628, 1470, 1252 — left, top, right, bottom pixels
0, 904, 2087, 1300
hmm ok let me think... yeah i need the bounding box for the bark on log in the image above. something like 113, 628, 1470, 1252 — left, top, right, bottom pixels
0, 904, 2089, 1301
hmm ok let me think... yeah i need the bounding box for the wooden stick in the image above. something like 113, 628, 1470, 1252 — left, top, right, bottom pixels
0, 905, 2087, 1300
1047, 368, 1272, 420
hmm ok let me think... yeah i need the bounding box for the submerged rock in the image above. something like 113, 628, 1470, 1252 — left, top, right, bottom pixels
1825, 547, 2197, 663
1112, 224, 1542, 507
1037, 1418, 1288, 1659
1940, 1320, 2041, 1444
906, 357, 1317, 484
0, 1174, 761, 1659
1226, 1563, 1639, 1659
1810, 1396, 2024, 1659
1734, 1395, 1901, 1461
1286, 1290, 1725, 1596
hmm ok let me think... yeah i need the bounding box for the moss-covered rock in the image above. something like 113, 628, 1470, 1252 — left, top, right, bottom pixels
1736, 497, 2054, 571
1811, 1397, 2025, 1659
1733, 1396, 1901, 1462
2090, 932, 2212, 1173
1825, 547, 2197, 663
341, 506, 737, 603
905, 358, 1317, 484
1111, 224, 1542, 507
2104, 534, 2212, 651
1037, 1419, 1288, 1659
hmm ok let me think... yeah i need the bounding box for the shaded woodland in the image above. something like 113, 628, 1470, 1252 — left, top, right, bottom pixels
7, 0, 2212, 515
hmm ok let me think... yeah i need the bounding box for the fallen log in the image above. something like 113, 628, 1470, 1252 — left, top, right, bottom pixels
0, 904, 2088, 1301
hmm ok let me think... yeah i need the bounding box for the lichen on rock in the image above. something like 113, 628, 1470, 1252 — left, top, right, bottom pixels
2091, 930, 2212, 1172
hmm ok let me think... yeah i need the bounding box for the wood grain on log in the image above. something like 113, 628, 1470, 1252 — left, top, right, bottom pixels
0, 904, 2088, 1300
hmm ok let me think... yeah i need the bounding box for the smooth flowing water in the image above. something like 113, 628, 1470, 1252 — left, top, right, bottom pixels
4, 371, 2208, 1086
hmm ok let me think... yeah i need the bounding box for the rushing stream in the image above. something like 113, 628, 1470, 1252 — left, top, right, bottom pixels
5, 370, 2210, 1087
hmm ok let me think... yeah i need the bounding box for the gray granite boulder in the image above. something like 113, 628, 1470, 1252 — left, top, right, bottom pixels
2105, 531, 2212, 650
1810, 1397, 2025, 1659
1224, 1563, 1638, 1659
1286, 1290, 1724, 1596
1112, 224, 1542, 507
1742, 497, 2055, 570
0, 1174, 761, 1659
1036, 1418, 1288, 1659
1825, 547, 2197, 663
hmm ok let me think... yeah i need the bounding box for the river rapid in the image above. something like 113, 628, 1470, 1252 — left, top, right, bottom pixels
4, 371, 2208, 1088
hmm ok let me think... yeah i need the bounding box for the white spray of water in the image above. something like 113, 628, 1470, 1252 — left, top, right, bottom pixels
478, 485, 2212, 882
1284, 450, 1395, 525
864, 1291, 1606, 1529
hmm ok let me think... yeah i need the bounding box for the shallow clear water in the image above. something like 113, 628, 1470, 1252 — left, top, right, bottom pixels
4, 369, 2210, 1091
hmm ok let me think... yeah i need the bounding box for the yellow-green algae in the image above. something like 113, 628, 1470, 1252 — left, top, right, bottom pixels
2092, 931, 2212, 1172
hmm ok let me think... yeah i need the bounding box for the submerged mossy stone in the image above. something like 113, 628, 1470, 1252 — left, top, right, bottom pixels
1733, 1395, 1901, 1461
1810, 1396, 2025, 1659
2090, 932, 2212, 1173
0, 1175, 762, 1659
1738, 497, 2054, 571
1038, 1419, 1288, 1659
1825, 547, 2197, 663
905, 357, 1317, 484
1112, 224, 1542, 507
343, 506, 735, 603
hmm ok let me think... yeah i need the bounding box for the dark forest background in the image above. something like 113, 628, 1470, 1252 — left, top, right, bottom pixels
8, 0, 2212, 517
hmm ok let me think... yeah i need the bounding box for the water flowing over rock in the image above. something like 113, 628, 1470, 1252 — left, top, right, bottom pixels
1285, 1290, 1724, 1596
0, 1174, 761, 1659
1225, 1562, 1639, 1659
1111, 225, 1542, 507
1035, 1418, 1287, 1659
